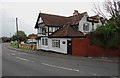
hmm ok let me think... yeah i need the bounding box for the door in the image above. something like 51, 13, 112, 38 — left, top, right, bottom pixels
67, 40, 72, 55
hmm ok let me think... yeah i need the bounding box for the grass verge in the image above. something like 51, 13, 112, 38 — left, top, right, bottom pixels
10, 43, 19, 48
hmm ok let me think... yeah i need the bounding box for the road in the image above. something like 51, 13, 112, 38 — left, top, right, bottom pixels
2, 43, 119, 76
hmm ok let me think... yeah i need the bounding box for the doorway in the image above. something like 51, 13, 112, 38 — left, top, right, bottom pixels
67, 40, 72, 55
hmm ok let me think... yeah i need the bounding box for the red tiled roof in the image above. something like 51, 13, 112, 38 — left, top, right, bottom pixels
35, 12, 87, 28
40, 13, 68, 26
49, 24, 84, 38
67, 12, 87, 25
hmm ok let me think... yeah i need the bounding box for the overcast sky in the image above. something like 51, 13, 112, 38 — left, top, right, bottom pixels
0, 0, 105, 37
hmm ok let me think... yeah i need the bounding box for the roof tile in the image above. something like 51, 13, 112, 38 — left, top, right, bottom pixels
49, 24, 84, 38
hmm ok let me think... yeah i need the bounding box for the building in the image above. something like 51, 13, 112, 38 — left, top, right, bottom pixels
27, 33, 37, 44
35, 10, 103, 54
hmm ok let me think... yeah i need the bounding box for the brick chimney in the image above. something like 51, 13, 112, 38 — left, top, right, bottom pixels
73, 10, 79, 15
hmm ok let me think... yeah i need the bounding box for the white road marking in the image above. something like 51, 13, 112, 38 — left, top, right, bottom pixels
41, 63, 79, 72
16, 57, 33, 62
7, 54, 11, 56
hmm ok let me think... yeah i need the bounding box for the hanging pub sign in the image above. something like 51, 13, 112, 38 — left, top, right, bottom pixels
87, 17, 99, 23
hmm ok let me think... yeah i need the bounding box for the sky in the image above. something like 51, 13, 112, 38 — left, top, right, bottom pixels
0, 0, 105, 37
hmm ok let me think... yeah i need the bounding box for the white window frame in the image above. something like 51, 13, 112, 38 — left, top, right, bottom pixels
52, 40, 60, 48
42, 27, 46, 35
42, 38, 44, 45
42, 38, 48, 46
83, 23, 89, 31
45, 38, 48, 46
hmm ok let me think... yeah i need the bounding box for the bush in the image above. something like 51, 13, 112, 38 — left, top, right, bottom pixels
91, 22, 119, 48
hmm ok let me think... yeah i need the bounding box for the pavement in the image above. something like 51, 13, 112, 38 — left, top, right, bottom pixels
2, 43, 119, 77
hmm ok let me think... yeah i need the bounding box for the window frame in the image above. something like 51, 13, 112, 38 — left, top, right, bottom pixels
52, 40, 60, 48
42, 38, 48, 46
83, 23, 89, 31
42, 38, 44, 45
42, 27, 46, 35
49, 27, 53, 33
45, 38, 48, 46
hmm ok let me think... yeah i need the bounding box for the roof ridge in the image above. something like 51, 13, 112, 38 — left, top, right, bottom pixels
40, 12, 67, 18
35, 11, 87, 28
68, 12, 87, 17
40, 12, 87, 18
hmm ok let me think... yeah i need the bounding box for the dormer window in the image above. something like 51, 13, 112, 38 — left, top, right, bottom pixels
83, 23, 89, 31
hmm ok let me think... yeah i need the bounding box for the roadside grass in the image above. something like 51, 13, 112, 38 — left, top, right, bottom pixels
10, 43, 19, 48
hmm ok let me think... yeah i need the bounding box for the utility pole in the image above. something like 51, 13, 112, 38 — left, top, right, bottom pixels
16, 17, 19, 48
10, 33, 11, 38
10, 33, 11, 42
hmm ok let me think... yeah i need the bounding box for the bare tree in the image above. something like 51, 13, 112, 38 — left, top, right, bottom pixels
94, 0, 120, 27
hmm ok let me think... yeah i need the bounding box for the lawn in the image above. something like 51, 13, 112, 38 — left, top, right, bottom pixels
10, 43, 19, 48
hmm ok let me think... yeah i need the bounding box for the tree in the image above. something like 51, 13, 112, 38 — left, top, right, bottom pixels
2, 37, 11, 42
11, 31, 27, 42
94, 0, 120, 27
93, 22, 119, 48
92, 0, 120, 49
11, 35, 17, 41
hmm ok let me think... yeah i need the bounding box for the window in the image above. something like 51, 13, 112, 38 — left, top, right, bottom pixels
42, 38, 48, 46
52, 40, 60, 48
45, 39, 48, 45
54, 27, 59, 31
42, 28, 46, 35
42, 38, 44, 45
83, 23, 89, 31
49, 27, 53, 32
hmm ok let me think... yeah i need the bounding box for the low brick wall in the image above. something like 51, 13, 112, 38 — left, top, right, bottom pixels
19, 44, 37, 50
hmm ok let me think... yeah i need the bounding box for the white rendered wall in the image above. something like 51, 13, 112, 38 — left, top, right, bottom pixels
38, 17, 43, 23
37, 39, 41, 49
48, 38, 68, 54
78, 14, 102, 34
40, 37, 49, 51
40, 37, 68, 54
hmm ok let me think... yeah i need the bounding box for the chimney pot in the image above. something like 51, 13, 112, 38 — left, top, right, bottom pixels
73, 10, 79, 15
